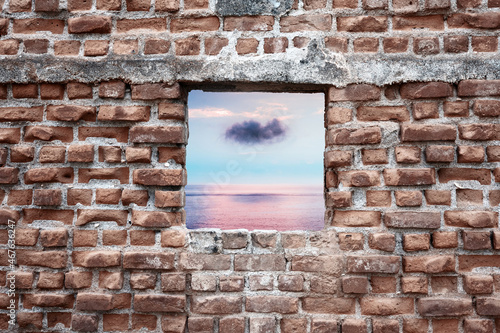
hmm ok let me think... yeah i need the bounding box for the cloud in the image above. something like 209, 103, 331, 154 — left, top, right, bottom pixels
225, 118, 287, 145
189, 107, 235, 118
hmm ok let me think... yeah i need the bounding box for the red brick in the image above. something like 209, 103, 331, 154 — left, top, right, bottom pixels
404, 255, 455, 273
395, 191, 422, 206
132, 314, 156, 330
438, 168, 491, 185
342, 276, 368, 293
464, 319, 494, 333
332, 210, 381, 227
384, 168, 435, 186
155, 0, 179, 11
292, 255, 342, 274
401, 82, 452, 99
10, 146, 34, 163
24, 167, 74, 184
98, 105, 150, 122
175, 37, 200, 55
402, 276, 428, 294
47, 312, 71, 328
67, 83, 92, 99
417, 298, 472, 317
68, 0, 92, 10
302, 297, 355, 314
102, 230, 127, 245
401, 124, 456, 141
67, 189, 92, 206
459, 124, 500, 141
24, 39, 49, 54
457, 189, 483, 206
37, 271, 64, 289
122, 189, 148, 206
40, 228, 67, 247
193, 296, 242, 314
76, 209, 127, 226
361, 297, 414, 315
373, 319, 399, 333
9, 0, 31, 12
383, 37, 409, 53
130, 126, 184, 143
73, 230, 97, 247
124, 252, 174, 269
125, 0, 150, 10
236, 38, 258, 54
161, 273, 185, 292
280, 14, 332, 32
264, 37, 288, 53
326, 192, 351, 208
179, 253, 231, 270
17, 250, 67, 268
338, 170, 380, 187
116, 18, 166, 33
476, 298, 500, 316
14, 19, 64, 34
369, 233, 396, 251
11, 84, 38, 98
329, 84, 380, 101
357, 105, 409, 121
458, 80, 500, 97
426, 145, 454, 163
403, 233, 430, 251
342, 319, 368, 333
103, 314, 128, 331
34, 0, 59, 11
18, 312, 43, 329
65, 271, 92, 289
235, 254, 286, 271
347, 255, 399, 273
78, 167, 129, 183
68, 16, 112, 33
385, 211, 440, 229
463, 231, 491, 250
72, 315, 98, 332
171, 17, 219, 32
395, 146, 421, 163
444, 35, 468, 53
39, 146, 65, 163
24, 126, 73, 142
413, 102, 438, 119
361, 149, 388, 165
132, 210, 184, 228
224, 16, 274, 31
133, 83, 181, 101
73, 251, 121, 267
338, 16, 387, 32
325, 150, 352, 167
448, 13, 500, 29
444, 101, 469, 117
472, 36, 498, 52
464, 275, 494, 294
354, 39, 378, 53
432, 231, 458, 248
327, 127, 381, 145
324, 37, 348, 52
144, 39, 170, 54
325, 107, 352, 127
431, 277, 458, 294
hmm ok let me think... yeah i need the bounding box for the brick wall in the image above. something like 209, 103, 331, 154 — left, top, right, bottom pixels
0, 79, 499, 332
1, 0, 500, 331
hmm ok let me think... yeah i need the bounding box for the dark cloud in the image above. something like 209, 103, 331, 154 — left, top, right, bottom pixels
225, 118, 287, 144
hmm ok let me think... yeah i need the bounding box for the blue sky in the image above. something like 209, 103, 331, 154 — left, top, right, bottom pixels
186, 91, 324, 185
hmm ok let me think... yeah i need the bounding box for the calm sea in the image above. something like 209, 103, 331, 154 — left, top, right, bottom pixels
185, 184, 325, 231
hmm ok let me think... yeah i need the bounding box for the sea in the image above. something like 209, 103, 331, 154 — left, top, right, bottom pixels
185, 184, 325, 231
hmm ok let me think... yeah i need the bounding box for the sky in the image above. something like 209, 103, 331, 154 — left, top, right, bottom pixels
186, 91, 325, 186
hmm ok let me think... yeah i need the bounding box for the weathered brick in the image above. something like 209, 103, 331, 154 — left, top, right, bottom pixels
337, 16, 387, 32
224, 16, 274, 31
0, 106, 43, 122
98, 105, 150, 122
171, 17, 219, 32
384, 168, 436, 186
444, 211, 497, 228
280, 14, 332, 32
417, 298, 473, 317
401, 124, 456, 141
328, 127, 381, 145
338, 170, 380, 187
463, 231, 491, 250
357, 105, 409, 121
464, 275, 494, 294
369, 233, 396, 252
72, 251, 121, 267
329, 84, 381, 101
292, 255, 343, 274
17, 250, 67, 268
426, 145, 454, 163
360, 297, 414, 315
347, 256, 399, 273
402, 276, 428, 294
401, 82, 453, 99
130, 126, 185, 143
302, 297, 355, 314
342, 276, 368, 293
395, 191, 422, 207
123, 252, 174, 269
246, 296, 297, 313
404, 233, 430, 251
132, 210, 184, 227
68, 16, 112, 33
76, 209, 127, 226
459, 124, 500, 141
332, 211, 381, 227
459, 255, 500, 272
179, 253, 231, 271
385, 212, 440, 229
404, 255, 455, 273
192, 296, 242, 314
235, 254, 286, 271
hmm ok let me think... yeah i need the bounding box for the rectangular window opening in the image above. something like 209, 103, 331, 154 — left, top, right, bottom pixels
186, 90, 325, 231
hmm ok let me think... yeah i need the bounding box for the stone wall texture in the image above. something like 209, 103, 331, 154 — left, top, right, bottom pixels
0, 0, 500, 332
